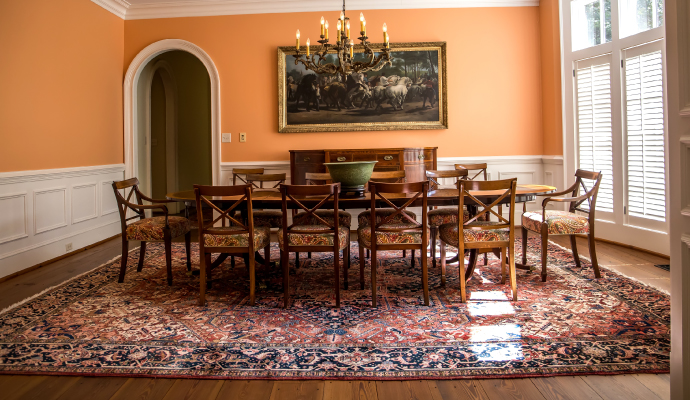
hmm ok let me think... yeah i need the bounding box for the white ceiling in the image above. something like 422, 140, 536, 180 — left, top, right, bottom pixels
92, 0, 539, 20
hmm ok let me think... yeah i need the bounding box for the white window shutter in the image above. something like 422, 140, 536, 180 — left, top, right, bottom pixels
624, 47, 666, 222
575, 56, 614, 213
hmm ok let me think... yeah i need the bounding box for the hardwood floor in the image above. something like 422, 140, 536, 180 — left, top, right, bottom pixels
0, 232, 670, 400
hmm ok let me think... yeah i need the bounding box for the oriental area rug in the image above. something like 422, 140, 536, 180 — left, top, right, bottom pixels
0, 239, 670, 379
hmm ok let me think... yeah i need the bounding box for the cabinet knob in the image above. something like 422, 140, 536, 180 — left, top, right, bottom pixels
303, 157, 310, 162
418, 154, 425, 160
383, 155, 394, 161
337, 157, 346, 162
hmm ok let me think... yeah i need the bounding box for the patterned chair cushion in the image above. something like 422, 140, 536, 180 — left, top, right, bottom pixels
357, 224, 427, 249
428, 208, 470, 227
203, 226, 271, 249
233, 210, 283, 228
126, 216, 191, 241
522, 210, 590, 235
294, 210, 352, 227
357, 209, 417, 227
438, 221, 510, 246
277, 225, 350, 250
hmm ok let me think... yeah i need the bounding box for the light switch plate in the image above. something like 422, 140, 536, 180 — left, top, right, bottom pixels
222, 133, 231, 143
239, 132, 247, 142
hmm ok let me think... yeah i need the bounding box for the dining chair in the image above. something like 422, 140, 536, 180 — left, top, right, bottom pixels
425, 169, 469, 269
243, 173, 287, 229
194, 184, 271, 306
305, 172, 333, 184
280, 183, 350, 308
521, 169, 603, 282
358, 181, 430, 307
438, 178, 517, 302
357, 170, 418, 261
112, 178, 191, 286
455, 163, 492, 265
232, 168, 265, 185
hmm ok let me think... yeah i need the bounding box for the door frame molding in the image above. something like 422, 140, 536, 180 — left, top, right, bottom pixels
124, 39, 221, 187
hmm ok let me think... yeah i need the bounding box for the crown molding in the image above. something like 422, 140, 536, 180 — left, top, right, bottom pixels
92, 0, 539, 20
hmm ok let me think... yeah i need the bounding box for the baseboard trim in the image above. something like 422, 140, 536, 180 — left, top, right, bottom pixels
0, 234, 121, 284
573, 234, 670, 260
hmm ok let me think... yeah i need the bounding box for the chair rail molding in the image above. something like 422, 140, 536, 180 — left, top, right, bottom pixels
0, 164, 125, 280
124, 39, 221, 187
93, 0, 540, 20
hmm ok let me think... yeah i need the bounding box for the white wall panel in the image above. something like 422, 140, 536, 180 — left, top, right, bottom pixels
34, 187, 67, 234
0, 193, 28, 244
101, 181, 119, 216
72, 183, 98, 224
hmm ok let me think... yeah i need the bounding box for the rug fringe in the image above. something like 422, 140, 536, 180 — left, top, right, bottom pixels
0, 247, 139, 316
548, 240, 670, 295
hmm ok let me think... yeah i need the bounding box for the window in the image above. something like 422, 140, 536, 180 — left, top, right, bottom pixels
571, 0, 612, 51
620, 0, 664, 37
575, 56, 614, 212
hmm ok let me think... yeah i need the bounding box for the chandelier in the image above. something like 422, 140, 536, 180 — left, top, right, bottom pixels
293, 1, 392, 76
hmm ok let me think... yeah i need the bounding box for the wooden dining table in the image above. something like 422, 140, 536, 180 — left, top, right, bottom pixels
166, 184, 556, 280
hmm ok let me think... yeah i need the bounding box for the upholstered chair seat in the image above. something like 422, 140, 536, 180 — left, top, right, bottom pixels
278, 225, 350, 249
438, 221, 510, 246
522, 210, 590, 235
428, 208, 471, 227
126, 216, 191, 241
203, 226, 271, 249
357, 224, 428, 248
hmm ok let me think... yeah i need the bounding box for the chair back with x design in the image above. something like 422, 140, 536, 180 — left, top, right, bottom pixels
247, 173, 286, 189
458, 178, 517, 234
369, 181, 429, 249
455, 163, 488, 182
281, 183, 341, 240
425, 169, 468, 190
232, 168, 264, 185
113, 177, 172, 229
568, 170, 603, 218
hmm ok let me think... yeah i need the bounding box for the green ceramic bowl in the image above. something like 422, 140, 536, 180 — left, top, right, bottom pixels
324, 161, 378, 193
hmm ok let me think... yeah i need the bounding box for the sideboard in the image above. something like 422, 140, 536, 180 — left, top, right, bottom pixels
289, 147, 438, 185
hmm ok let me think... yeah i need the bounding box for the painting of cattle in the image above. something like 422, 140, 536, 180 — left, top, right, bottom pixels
278, 42, 447, 133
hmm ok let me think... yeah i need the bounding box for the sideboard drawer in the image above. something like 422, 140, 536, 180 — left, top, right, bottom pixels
295, 152, 325, 164
327, 152, 353, 162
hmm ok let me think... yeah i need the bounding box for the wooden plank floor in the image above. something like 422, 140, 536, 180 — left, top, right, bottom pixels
0, 233, 670, 400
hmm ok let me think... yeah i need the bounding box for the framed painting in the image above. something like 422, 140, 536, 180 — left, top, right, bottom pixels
278, 41, 447, 133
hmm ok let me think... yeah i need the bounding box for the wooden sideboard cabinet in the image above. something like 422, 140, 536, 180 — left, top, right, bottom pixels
289, 148, 438, 185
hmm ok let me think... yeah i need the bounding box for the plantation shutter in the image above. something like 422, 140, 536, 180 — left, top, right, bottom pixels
575, 55, 614, 213
624, 43, 666, 222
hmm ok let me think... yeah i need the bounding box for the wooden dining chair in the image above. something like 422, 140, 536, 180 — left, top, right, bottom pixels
112, 178, 191, 286
425, 169, 469, 268
455, 163, 492, 265
194, 184, 271, 306
232, 168, 265, 185
243, 173, 287, 229
305, 172, 333, 184
521, 169, 603, 282
358, 181, 430, 307
280, 183, 350, 308
438, 178, 518, 302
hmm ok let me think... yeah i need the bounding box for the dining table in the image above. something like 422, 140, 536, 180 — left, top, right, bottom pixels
166, 184, 556, 280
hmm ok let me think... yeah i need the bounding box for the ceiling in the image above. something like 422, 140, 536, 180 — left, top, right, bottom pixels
92, 0, 539, 20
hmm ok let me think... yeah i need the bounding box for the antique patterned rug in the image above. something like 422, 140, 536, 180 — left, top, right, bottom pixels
0, 238, 669, 379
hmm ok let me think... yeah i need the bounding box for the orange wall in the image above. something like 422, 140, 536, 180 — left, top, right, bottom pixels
539, 0, 563, 155
125, 7, 546, 162
0, 0, 124, 173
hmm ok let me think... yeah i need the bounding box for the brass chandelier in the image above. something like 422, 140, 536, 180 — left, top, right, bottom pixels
293, 0, 392, 76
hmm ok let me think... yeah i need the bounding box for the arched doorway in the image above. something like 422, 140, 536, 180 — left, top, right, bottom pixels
124, 39, 221, 192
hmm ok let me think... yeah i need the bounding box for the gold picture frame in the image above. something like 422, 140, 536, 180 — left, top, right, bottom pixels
278, 41, 448, 133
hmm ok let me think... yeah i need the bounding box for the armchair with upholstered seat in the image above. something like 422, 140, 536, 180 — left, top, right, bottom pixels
112, 178, 191, 286
521, 169, 603, 282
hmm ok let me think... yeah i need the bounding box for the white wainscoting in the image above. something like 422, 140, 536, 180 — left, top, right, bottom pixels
0, 164, 125, 280
220, 155, 564, 229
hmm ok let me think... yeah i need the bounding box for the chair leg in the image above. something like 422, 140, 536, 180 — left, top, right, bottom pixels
459, 249, 467, 303
366, 248, 370, 259
296, 252, 300, 269
570, 235, 582, 269
205, 253, 213, 289
334, 248, 341, 308
484, 251, 488, 266
264, 244, 271, 268
440, 241, 446, 287
184, 231, 192, 271
118, 239, 129, 283
231, 255, 236, 270
541, 227, 549, 282
521, 226, 528, 265
308, 252, 312, 259
249, 250, 256, 306
282, 249, 289, 308
430, 227, 437, 269
359, 242, 365, 290
164, 231, 173, 286
343, 244, 350, 290
199, 251, 206, 306
411, 249, 416, 268
588, 233, 602, 279
403, 250, 407, 258
421, 245, 429, 306
500, 246, 506, 284
509, 243, 517, 301
371, 249, 378, 307
137, 241, 147, 272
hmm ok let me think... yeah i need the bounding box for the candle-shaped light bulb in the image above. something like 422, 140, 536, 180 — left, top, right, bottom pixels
340, 11, 345, 21
363, 19, 366, 35
320, 16, 325, 36
325, 20, 329, 40
296, 29, 300, 49
346, 20, 351, 38
382, 23, 388, 46
306, 38, 310, 56
337, 20, 341, 41
382, 23, 387, 32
